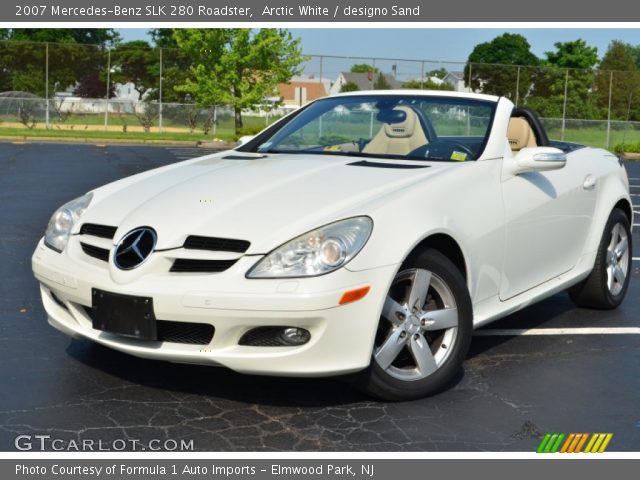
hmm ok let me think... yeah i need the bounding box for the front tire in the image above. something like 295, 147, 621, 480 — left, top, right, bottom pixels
354, 249, 473, 401
569, 208, 632, 309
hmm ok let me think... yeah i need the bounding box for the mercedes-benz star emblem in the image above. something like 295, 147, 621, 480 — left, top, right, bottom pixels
114, 227, 157, 270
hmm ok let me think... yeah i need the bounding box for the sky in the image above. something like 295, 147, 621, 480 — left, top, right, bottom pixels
118, 28, 640, 62
117, 28, 640, 82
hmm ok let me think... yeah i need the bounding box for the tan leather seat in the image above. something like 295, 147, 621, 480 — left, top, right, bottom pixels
363, 106, 428, 156
507, 117, 537, 153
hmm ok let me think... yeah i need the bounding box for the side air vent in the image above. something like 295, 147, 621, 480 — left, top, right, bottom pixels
183, 235, 250, 253
81, 242, 110, 262
170, 259, 237, 273
80, 223, 118, 239
222, 154, 267, 160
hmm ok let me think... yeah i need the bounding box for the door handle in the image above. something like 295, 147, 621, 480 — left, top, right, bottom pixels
583, 175, 596, 190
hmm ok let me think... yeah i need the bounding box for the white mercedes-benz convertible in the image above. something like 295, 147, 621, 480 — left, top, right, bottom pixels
32, 91, 632, 400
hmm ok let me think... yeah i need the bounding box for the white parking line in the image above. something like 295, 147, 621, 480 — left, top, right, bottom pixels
474, 327, 640, 336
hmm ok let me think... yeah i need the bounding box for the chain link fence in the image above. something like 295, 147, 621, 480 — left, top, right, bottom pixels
1, 40, 640, 148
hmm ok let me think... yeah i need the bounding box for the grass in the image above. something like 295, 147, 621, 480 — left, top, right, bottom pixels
545, 127, 640, 149
0, 113, 277, 143
0, 127, 216, 143
0, 112, 275, 128
2, 117, 640, 151
0, 113, 280, 143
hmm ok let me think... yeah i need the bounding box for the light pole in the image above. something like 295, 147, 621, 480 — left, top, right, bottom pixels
45, 42, 49, 129
158, 47, 163, 133
104, 48, 111, 131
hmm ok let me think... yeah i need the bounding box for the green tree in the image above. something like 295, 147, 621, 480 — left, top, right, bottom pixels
464, 33, 539, 99
373, 72, 391, 90
527, 39, 600, 119
340, 81, 360, 93
629, 45, 640, 70
0, 29, 118, 97
350, 63, 378, 74
6, 28, 119, 46
174, 29, 305, 131
149, 29, 177, 48
596, 41, 640, 120
402, 79, 454, 91
147, 29, 191, 103
428, 68, 448, 79
112, 40, 159, 98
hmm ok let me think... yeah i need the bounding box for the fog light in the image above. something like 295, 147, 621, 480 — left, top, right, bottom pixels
280, 327, 311, 346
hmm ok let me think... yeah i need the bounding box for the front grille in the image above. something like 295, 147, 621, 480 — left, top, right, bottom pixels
170, 258, 237, 273
80, 223, 117, 239
184, 235, 250, 253
157, 320, 214, 345
84, 306, 215, 345
81, 242, 110, 262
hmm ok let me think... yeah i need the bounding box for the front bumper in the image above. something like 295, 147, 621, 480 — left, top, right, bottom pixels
32, 238, 398, 377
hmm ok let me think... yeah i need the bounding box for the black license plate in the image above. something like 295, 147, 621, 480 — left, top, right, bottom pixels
91, 288, 157, 341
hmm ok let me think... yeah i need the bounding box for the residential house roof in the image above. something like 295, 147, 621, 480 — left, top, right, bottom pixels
278, 81, 327, 103
340, 72, 403, 90
444, 71, 465, 81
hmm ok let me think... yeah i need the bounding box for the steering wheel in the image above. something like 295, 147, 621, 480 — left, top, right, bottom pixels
409, 140, 475, 161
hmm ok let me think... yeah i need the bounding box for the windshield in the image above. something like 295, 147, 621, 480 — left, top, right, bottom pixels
251, 95, 496, 162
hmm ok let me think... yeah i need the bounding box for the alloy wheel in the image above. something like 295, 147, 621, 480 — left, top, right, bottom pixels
374, 268, 459, 381
606, 222, 630, 296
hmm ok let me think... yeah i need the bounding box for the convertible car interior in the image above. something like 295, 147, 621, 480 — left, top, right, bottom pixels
362, 106, 429, 156
363, 104, 559, 161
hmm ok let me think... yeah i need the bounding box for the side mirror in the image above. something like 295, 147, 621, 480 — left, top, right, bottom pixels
236, 135, 255, 147
513, 147, 567, 174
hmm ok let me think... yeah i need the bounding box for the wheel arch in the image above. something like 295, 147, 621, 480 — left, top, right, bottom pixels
573, 156, 632, 257
614, 197, 632, 224
403, 233, 468, 284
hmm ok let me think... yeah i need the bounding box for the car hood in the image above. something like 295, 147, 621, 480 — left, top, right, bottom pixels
81, 153, 452, 252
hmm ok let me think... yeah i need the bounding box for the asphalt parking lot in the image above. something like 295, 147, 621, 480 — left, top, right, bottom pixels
1, 141, 639, 452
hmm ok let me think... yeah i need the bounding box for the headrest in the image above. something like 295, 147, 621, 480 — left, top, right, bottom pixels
507, 117, 534, 151
380, 106, 417, 139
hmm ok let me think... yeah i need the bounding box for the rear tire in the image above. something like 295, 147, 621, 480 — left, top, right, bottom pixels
568, 208, 632, 309
353, 249, 472, 401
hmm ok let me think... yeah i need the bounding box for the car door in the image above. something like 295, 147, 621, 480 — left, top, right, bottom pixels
499, 129, 597, 301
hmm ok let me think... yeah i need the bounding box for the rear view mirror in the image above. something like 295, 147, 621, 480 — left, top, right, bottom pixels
376, 109, 407, 124
513, 147, 567, 174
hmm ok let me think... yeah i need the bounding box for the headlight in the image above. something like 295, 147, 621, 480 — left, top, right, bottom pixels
247, 216, 373, 278
44, 193, 93, 252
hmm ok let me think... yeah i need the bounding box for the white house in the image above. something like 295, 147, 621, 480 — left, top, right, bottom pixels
443, 71, 470, 93
51, 81, 142, 114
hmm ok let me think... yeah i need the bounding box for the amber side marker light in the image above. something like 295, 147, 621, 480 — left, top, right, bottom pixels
339, 286, 370, 305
